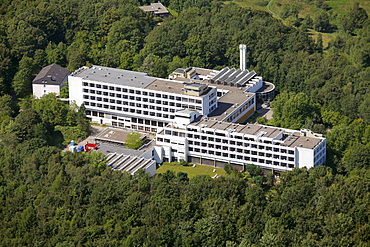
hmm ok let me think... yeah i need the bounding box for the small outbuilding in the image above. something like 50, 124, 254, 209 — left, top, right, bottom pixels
139, 1, 170, 18
32, 64, 69, 99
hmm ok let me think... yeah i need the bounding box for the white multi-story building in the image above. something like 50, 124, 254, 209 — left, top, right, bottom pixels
68, 61, 325, 171
155, 118, 326, 171
68, 65, 255, 132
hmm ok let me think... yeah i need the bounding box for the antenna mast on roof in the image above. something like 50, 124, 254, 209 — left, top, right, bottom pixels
239, 44, 247, 71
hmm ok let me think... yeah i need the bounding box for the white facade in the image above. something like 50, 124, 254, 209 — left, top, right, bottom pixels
33, 83, 65, 99
156, 121, 326, 172
239, 44, 247, 71
69, 65, 325, 172
32, 64, 69, 99
69, 66, 218, 132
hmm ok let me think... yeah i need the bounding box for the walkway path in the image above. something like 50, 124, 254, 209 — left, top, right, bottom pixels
267, 0, 279, 19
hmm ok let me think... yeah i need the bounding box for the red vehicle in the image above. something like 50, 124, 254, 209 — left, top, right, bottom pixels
85, 143, 98, 152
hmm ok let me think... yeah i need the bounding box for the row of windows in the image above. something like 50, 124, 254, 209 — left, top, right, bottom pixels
162, 130, 294, 154
187, 141, 294, 159
83, 95, 202, 110
226, 98, 254, 122
111, 122, 158, 133
85, 103, 175, 119
187, 148, 294, 168
84, 96, 178, 112
83, 83, 202, 103
157, 138, 294, 161
86, 111, 166, 128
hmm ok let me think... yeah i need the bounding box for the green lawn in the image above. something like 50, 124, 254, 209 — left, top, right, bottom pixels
227, 0, 370, 18
157, 163, 226, 178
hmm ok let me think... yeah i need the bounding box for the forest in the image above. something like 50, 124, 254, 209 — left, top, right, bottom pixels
0, 0, 370, 246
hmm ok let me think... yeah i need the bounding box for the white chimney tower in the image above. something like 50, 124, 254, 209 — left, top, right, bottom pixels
239, 44, 247, 71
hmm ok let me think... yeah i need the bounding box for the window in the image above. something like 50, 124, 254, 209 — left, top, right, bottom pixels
103, 85, 108, 89
116, 87, 121, 91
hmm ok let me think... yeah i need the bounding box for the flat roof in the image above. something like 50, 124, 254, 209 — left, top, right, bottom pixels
95, 128, 145, 144
98, 143, 145, 157
70, 65, 157, 88
139, 2, 169, 14
189, 119, 324, 149
193, 67, 218, 77
144, 79, 212, 97
256, 81, 275, 93
207, 85, 254, 121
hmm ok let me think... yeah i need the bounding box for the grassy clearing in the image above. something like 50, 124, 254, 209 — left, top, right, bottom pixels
157, 162, 226, 178
307, 28, 337, 48
225, 0, 370, 47
167, 7, 178, 17
229, 0, 370, 17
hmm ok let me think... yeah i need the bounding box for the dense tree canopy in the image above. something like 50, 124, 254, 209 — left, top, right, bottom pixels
0, 0, 369, 246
